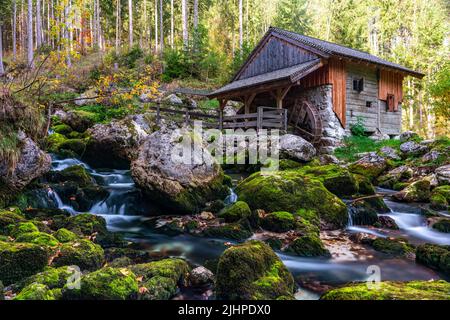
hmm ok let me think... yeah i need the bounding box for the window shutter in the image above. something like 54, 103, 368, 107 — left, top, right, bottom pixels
387, 94, 395, 112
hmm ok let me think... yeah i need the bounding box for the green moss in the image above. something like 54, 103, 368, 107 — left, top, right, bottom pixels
393, 179, 431, 202
202, 223, 252, 240
236, 171, 348, 229
286, 234, 330, 257
279, 159, 303, 170
14, 283, 57, 300
372, 238, 414, 256
295, 209, 320, 227
265, 237, 283, 250
63, 267, 138, 300
430, 186, 450, 210
353, 174, 376, 195
216, 241, 294, 300
321, 280, 450, 300
65, 213, 107, 236
0, 241, 49, 285
130, 258, 190, 300
46, 165, 93, 187
8, 222, 39, 238
261, 212, 296, 233
432, 219, 450, 233
52, 124, 73, 135
52, 239, 104, 271
416, 244, 450, 276
15, 232, 59, 247
296, 164, 358, 197
54, 228, 78, 243
17, 266, 75, 291
218, 201, 251, 223
349, 197, 389, 226
46, 133, 88, 157
0, 210, 26, 235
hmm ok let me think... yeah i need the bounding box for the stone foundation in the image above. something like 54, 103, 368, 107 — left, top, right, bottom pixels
296, 85, 346, 154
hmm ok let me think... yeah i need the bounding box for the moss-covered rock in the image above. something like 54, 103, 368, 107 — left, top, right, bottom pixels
202, 223, 252, 241
321, 280, 450, 300
15, 231, 59, 247
52, 124, 73, 136
65, 213, 107, 236
0, 241, 49, 285
63, 267, 138, 300
46, 133, 88, 158
16, 266, 75, 292
430, 186, 450, 210
286, 234, 330, 257
393, 179, 431, 202
130, 258, 190, 300
353, 174, 376, 195
46, 165, 94, 187
0, 210, 25, 235
52, 239, 104, 271
349, 197, 389, 226
235, 171, 348, 229
371, 238, 414, 257
8, 222, 39, 238
432, 219, 450, 233
14, 283, 58, 300
296, 164, 358, 197
216, 241, 294, 300
54, 228, 79, 243
416, 244, 450, 276
377, 166, 413, 190
218, 201, 251, 223
261, 212, 296, 233
349, 153, 387, 180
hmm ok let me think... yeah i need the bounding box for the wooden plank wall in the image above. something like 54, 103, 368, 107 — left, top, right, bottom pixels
378, 70, 404, 111
300, 58, 347, 126
239, 36, 318, 80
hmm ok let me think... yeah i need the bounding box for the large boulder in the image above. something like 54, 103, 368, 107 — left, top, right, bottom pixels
235, 171, 348, 229
377, 165, 413, 189
51, 239, 105, 271
216, 241, 295, 300
435, 164, 450, 185
379, 146, 401, 160
430, 186, 450, 210
321, 280, 450, 300
131, 129, 227, 213
349, 152, 387, 180
279, 134, 316, 162
0, 135, 51, 191
84, 115, 153, 168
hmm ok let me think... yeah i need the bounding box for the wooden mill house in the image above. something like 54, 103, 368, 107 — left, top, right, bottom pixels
208, 27, 424, 152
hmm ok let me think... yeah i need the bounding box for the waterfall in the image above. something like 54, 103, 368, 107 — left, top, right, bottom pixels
47, 188, 77, 215
224, 187, 238, 205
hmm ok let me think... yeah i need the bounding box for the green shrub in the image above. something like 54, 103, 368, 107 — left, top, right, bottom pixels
350, 116, 367, 137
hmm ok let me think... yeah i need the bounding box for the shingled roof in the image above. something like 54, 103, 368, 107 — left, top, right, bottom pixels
210, 59, 322, 97
269, 27, 424, 78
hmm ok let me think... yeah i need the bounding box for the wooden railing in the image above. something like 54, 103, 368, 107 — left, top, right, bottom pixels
147, 103, 288, 131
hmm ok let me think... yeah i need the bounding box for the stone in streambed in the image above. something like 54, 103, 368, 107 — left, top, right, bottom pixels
286, 234, 330, 257
432, 219, 450, 233
235, 171, 348, 230
430, 186, 450, 210
260, 211, 296, 233
321, 280, 450, 300
415, 244, 450, 276
62, 267, 139, 300
279, 134, 316, 162
435, 164, 450, 185
348, 197, 389, 226
14, 283, 59, 300
349, 152, 387, 180
0, 241, 49, 286
218, 201, 251, 223
51, 239, 104, 271
189, 266, 214, 287
216, 241, 295, 300
392, 179, 431, 202
371, 238, 414, 257
131, 129, 227, 214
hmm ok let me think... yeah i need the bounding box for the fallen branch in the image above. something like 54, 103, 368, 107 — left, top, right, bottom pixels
351, 194, 384, 204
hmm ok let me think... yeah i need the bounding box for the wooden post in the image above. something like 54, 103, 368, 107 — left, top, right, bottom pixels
218, 109, 223, 130
257, 107, 263, 131
283, 109, 288, 132
274, 86, 292, 109
185, 108, 190, 125
244, 93, 256, 114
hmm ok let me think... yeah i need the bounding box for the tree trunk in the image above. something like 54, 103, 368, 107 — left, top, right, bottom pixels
181, 0, 188, 49
170, 0, 173, 48
154, 0, 158, 52
193, 0, 199, 30
239, 0, 243, 53
27, 0, 34, 67
115, 0, 121, 53
128, 0, 133, 47
36, 0, 42, 47
12, 0, 17, 61
65, 2, 71, 67
159, 0, 163, 55
0, 23, 5, 75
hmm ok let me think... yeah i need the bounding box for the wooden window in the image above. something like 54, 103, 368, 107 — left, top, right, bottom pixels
353, 78, 364, 92
366, 101, 372, 108
387, 94, 396, 112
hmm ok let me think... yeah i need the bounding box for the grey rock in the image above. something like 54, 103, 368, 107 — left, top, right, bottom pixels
379, 146, 401, 160
421, 150, 441, 163
400, 141, 428, 156
279, 134, 316, 162
435, 164, 450, 185
189, 266, 214, 287
399, 131, 419, 143
164, 93, 183, 105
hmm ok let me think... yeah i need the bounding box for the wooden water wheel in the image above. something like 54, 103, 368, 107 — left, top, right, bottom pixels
288, 100, 323, 144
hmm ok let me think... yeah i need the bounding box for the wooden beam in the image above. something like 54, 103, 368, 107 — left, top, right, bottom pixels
244, 93, 257, 114
274, 85, 292, 109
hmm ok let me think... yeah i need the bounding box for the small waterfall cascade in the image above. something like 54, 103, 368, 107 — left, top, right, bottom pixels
224, 188, 238, 205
